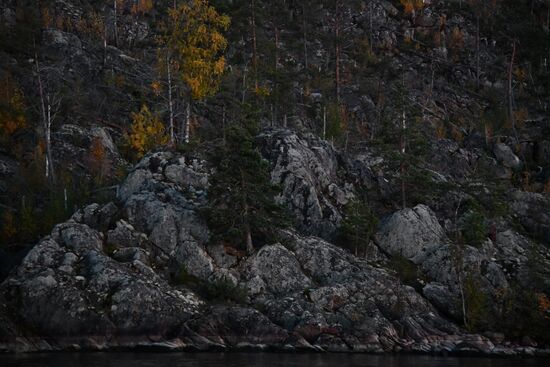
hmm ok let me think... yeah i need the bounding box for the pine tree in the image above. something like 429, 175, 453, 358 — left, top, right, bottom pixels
205, 115, 287, 254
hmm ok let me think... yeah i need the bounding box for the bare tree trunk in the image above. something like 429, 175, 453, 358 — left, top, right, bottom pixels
302, 3, 308, 69
64, 188, 68, 211
222, 104, 226, 145
45, 94, 55, 184
335, 0, 341, 102
245, 222, 254, 254
274, 21, 279, 70
242, 64, 248, 103
167, 55, 175, 145
458, 269, 467, 327
508, 40, 518, 145
251, 0, 258, 90
103, 23, 108, 67
35, 55, 56, 185
400, 111, 406, 209
475, 15, 480, 89
369, 1, 373, 53
185, 99, 191, 144
113, 0, 118, 47
241, 170, 254, 254
323, 105, 327, 139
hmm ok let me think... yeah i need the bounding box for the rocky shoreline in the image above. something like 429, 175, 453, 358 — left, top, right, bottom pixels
2, 335, 550, 356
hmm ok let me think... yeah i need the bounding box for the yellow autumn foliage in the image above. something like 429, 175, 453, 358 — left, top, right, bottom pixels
151, 80, 162, 96
166, 0, 230, 100
126, 105, 169, 158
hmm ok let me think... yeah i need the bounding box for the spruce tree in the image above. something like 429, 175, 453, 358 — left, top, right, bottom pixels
206, 118, 287, 253
339, 199, 378, 257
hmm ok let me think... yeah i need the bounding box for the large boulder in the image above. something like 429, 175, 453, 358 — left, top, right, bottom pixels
375, 205, 445, 264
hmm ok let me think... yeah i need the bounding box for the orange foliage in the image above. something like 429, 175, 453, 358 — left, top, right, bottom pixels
449, 26, 465, 50
131, 0, 154, 16
0, 74, 26, 137
88, 137, 112, 184
400, 0, 425, 16
41, 7, 53, 28
538, 293, 550, 320
76, 11, 104, 40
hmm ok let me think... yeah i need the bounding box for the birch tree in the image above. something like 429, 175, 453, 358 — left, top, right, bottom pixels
166, 0, 230, 143
34, 54, 61, 185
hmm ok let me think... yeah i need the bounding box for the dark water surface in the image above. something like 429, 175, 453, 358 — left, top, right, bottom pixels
0, 353, 547, 367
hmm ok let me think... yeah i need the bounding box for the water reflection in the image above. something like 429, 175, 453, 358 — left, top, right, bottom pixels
0, 352, 547, 367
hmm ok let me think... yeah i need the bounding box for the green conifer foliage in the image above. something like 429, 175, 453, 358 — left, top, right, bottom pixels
338, 199, 378, 257
205, 118, 288, 253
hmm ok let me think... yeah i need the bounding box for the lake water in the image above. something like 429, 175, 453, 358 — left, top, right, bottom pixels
0, 353, 547, 367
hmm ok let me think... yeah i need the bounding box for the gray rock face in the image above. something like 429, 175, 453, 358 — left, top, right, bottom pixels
243, 243, 312, 296
0, 149, 547, 355
117, 152, 212, 280
373, 203, 550, 325
0, 221, 202, 344
258, 129, 353, 239
52, 124, 125, 182
375, 205, 445, 264
511, 190, 550, 244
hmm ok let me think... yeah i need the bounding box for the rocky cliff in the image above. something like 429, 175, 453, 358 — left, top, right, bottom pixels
1, 0, 550, 356
1, 130, 549, 355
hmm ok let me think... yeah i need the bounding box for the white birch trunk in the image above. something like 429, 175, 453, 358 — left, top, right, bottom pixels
167, 56, 175, 144
185, 100, 191, 144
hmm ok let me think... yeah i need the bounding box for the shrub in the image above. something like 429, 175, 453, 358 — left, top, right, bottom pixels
388, 254, 426, 291
459, 209, 487, 247
463, 273, 491, 331
499, 285, 550, 344
125, 105, 169, 159
198, 277, 248, 304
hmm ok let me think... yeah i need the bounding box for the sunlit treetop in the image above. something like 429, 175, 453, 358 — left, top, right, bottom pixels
165, 0, 230, 100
